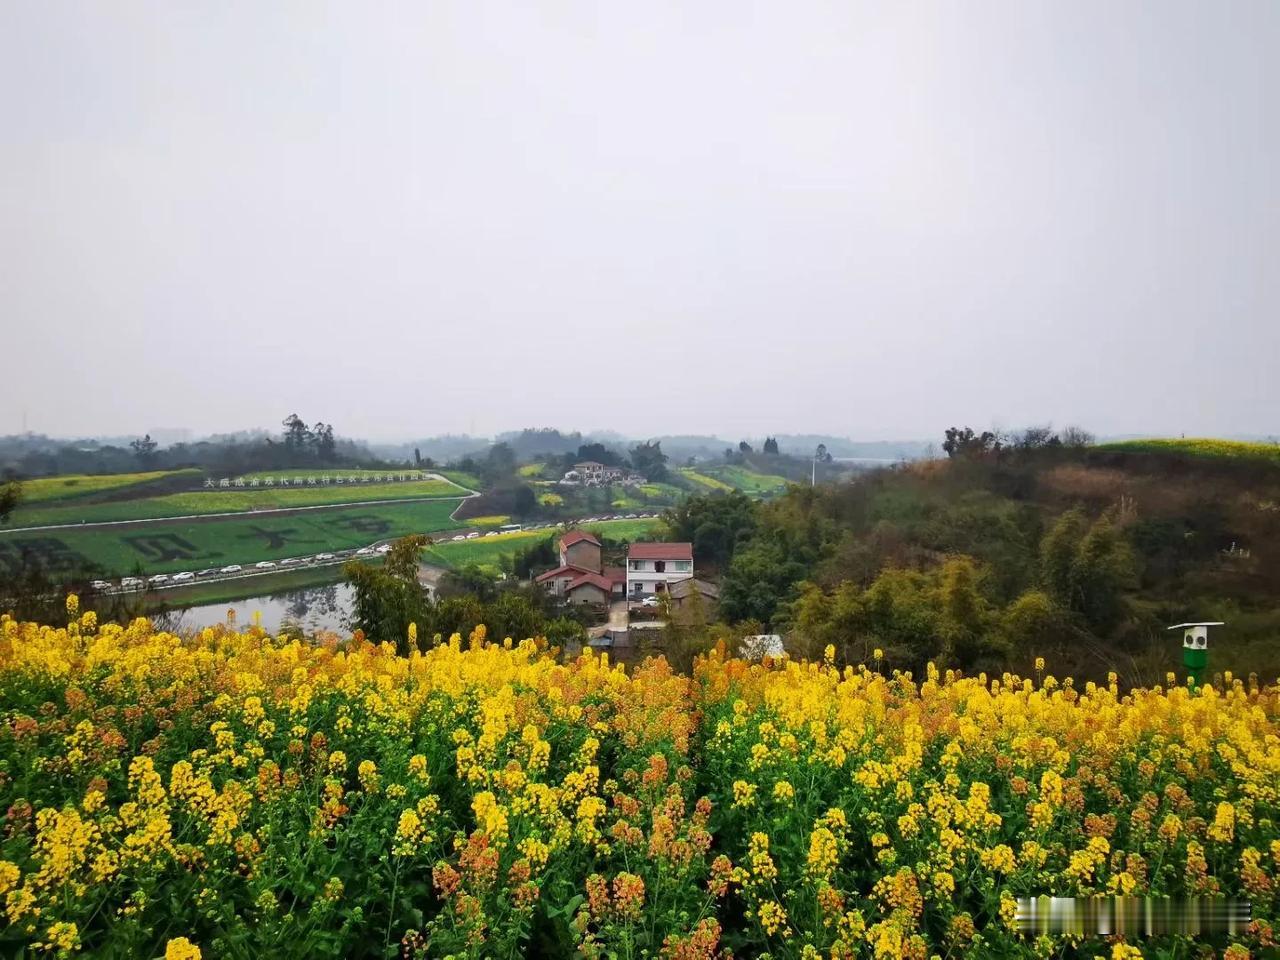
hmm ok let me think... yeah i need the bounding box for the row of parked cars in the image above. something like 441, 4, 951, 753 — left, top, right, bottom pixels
87, 548, 382, 593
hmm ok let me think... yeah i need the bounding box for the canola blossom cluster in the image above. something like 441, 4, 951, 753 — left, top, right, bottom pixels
0, 608, 1278, 959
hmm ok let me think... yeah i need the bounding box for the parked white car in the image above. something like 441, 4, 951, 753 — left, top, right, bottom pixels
220, 564, 242, 574
451, 535, 465, 541
356, 547, 374, 556
640, 595, 661, 608
172, 571, 195, 582
280, 557, 300, 566
375, 544, 391, 554
148, 574, 169, 585
466, 532, 480, 540
255, 561, 276, 570
91, 579, 112, 590
315, 553, 335, 560
120, 577, 143, 589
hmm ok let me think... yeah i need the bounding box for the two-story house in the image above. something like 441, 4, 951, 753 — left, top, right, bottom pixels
625, 542, 694, 598
534, 531, 625, 605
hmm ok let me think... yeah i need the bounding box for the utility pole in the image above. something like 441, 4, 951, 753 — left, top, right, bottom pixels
812, 443, 827, 487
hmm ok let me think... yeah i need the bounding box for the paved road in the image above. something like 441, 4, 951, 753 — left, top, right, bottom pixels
589, 599, 630, 639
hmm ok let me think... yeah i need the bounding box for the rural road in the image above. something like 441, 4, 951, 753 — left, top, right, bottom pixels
589, 599, 630, 639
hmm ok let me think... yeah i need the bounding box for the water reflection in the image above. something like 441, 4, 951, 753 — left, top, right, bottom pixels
169, 583, 355, 636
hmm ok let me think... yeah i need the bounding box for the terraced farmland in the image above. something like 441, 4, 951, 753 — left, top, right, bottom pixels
697, 464, 790, 495
7, 476, 468, 527
0, 499, 464, 577
16, 469, 202, 503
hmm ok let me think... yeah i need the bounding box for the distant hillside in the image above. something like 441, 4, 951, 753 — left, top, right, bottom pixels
676, 439, 1280, 684
771, 435, 931, 460
369, 435, 490, 463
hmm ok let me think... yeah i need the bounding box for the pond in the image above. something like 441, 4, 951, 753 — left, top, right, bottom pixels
163, 582, 355, 636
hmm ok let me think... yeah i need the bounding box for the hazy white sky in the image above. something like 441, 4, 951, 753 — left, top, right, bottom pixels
1, 1, 1276, 442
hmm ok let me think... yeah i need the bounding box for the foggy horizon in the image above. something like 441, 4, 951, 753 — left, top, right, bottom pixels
3, 2, 1277, 441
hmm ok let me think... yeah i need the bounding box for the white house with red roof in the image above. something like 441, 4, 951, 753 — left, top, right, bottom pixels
626, 542, 694, 598
534, 531, 626, 605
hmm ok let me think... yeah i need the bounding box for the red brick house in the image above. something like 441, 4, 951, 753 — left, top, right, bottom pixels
535, 531, 625, 604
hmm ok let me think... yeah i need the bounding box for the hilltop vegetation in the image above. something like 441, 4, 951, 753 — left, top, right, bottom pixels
1099, 436, 1280, 465
668, 433, 1280, 683
0, 412, 379, 478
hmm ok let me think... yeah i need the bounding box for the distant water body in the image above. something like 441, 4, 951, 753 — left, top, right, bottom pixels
166, 583, 354, 636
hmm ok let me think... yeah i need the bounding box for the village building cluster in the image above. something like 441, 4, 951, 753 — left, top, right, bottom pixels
558, 460, 645, 488
535, 531, 712, 604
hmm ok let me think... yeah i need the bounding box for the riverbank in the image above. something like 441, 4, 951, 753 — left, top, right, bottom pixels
145, 563, 353, 610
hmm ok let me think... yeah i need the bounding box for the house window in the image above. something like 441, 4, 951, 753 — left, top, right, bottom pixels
630, 560, 643, 571
674, 561, 691, 571
654, 560, 666, 573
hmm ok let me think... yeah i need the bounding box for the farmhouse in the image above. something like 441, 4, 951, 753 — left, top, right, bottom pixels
535, 530, 625, 604
665, 576, 720, 615
562, 461, 629, 487
626, 542, 694, 598
558, 529, 601, 570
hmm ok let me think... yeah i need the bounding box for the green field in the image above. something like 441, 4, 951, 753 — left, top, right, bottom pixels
423, 529, 556, 570
17, 469, 202, 504
581, 518, 663, 542
439, 471, 482, 491
1099, 437, 1280, 464
7, 478, 467, 527
0, 499, 464, 578
678, 468, 735, 492
423, 518, 661, 570
699, 464, 790, 496
677, 466, 789, 497
639, 482, 684, 500
461, 515, 511, 529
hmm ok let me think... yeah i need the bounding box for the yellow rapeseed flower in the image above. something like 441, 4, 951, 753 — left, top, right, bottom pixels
165, 937, 203, 960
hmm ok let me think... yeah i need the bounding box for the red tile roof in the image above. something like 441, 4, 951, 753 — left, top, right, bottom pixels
560, 530, 601, 548
627, 542, 693, 561
534, 563, 596, 583
565, 572, 614, 594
